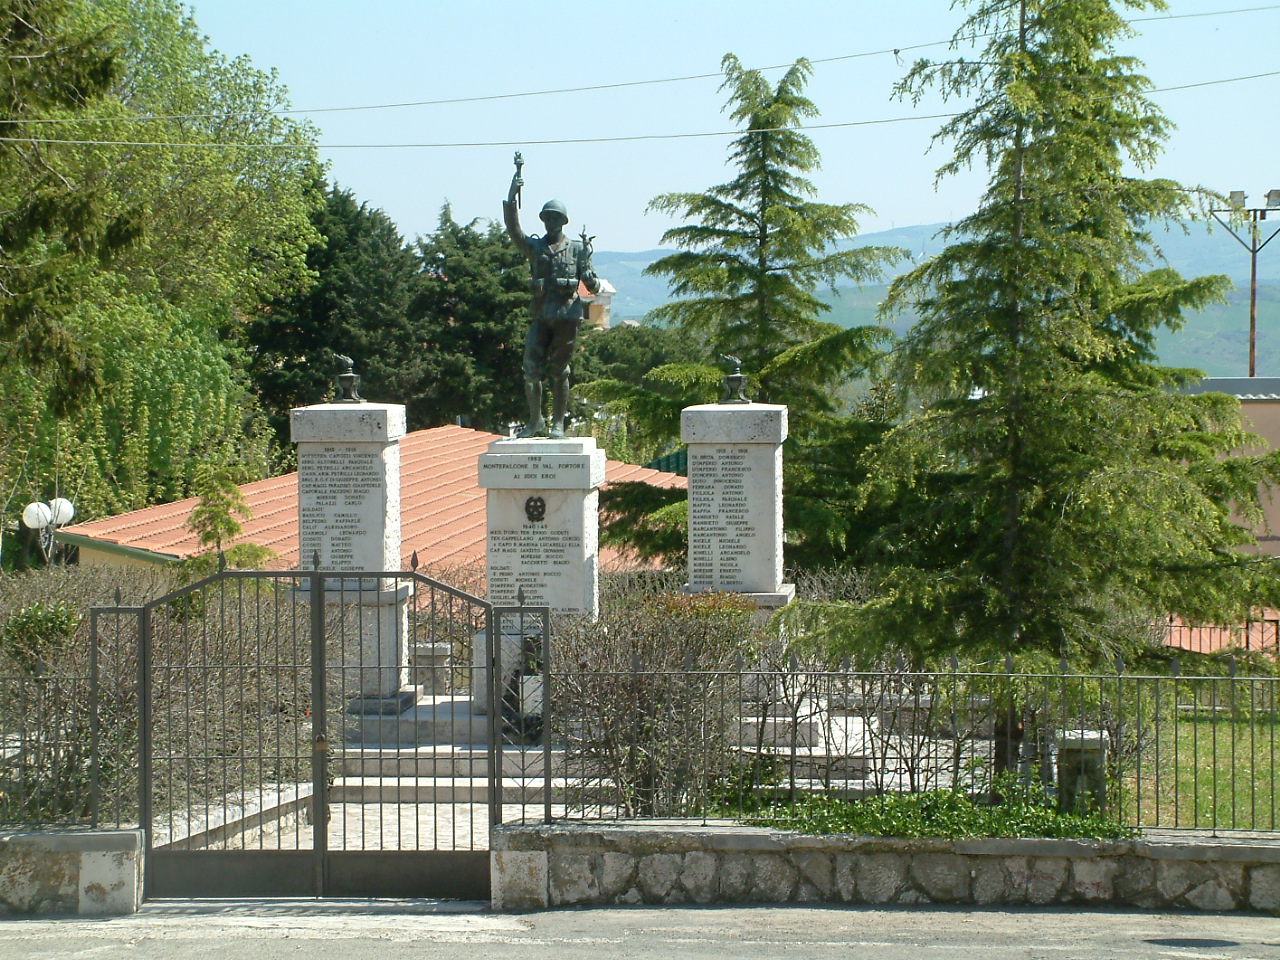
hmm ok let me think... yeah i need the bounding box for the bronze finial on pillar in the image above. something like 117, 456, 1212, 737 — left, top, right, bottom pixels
719, 354, 751, 404
334, 354, 363, 402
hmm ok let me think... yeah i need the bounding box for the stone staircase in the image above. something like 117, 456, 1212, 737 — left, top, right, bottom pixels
332, 692, 881, 807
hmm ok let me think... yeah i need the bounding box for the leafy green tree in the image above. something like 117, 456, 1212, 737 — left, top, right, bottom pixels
247, 185, 419, 441
73, 0, 321, 315
588, 54, 899, 563
405, 206, 530, 432
0, 0, 140, 410
0, 0, 315, 553
798, 0, 1280, 665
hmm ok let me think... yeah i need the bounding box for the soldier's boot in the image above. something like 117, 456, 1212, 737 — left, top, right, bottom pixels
549, 376, 570, 439
516, 380, 546, 438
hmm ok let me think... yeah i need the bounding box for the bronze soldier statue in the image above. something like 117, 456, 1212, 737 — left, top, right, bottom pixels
503, 157, 601, 439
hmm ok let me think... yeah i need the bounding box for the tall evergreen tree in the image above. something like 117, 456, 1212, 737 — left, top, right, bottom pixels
589, 54, 899, 564
246, 185, 419, 442
645, 54, 898, 413
801, 0, 1280, 665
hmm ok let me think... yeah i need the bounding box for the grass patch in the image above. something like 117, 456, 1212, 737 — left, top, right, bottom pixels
1125, 712, 1280, 831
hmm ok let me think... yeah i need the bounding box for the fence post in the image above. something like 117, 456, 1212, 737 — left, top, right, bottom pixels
488, 605, 501, 829
309, 558, 327, 897
137, 604, 153, 892
542, 608, 552, 826
89, 609, 100, 829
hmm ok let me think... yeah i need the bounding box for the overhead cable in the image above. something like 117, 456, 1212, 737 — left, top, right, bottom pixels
2, 67, 1276, 152
11, 3, 1278, 125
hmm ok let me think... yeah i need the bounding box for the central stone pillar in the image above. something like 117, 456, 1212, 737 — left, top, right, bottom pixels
472, 437, 605, 713
291, 398, 414, 714
478, 437, 605, 615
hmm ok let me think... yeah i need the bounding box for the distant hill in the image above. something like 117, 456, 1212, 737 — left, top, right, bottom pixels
596, 221, 1280, 378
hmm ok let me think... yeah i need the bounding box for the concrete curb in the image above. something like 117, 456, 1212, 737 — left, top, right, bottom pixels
0, 830, 143, 915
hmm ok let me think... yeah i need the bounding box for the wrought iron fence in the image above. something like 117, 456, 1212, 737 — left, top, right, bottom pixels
497, 659, 1280, 834
0, 599, 139, 828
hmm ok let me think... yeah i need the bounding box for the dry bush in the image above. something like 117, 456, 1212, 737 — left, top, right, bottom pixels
552, 589, 761, 816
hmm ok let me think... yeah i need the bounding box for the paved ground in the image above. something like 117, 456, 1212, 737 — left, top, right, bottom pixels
4, 901, 1279, 960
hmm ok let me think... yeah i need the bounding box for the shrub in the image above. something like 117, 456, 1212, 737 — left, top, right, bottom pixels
552, 588, 760, 816
748, 775, 1133, 840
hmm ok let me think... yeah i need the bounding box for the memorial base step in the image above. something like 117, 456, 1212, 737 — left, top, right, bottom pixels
330, 776, 570, 804
344, 694, 490, 746
338, 745, 564, 778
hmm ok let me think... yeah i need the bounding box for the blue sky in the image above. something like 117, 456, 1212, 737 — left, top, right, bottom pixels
188, 0, 1280, 251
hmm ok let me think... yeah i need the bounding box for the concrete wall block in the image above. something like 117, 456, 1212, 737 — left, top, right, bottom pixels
0, 849, 77, 914
910, 853, 971, 902
1114, 855, 1157, 906
833, 853, 857, 902
1180, 862, 1245, 912
78, 850, 141, 915
637, 853, 681, 902
972, 858, 1011, 905
1068, 858, 1117, 902
1183, 876, 1239, 912
600, 852, 636, 900
855, 853, 907, 904
1156, 859, 1209, 902
749, 853, 799, 902
1001, 856, 1032, 904
719, 852, 753, 900
794, 850, 834, 899
491, 850, 548, 911
679, 851, 718, 902
1026, 858, 1069, 904
1248, 864, 1280, 912
548, 850, 599, 907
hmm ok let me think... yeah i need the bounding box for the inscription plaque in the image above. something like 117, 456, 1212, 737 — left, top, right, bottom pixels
687, 446, 760, 590
298, 444, 385, 570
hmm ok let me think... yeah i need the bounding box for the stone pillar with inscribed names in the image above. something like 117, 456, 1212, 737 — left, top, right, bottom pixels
681, 402, 795, 609
472, 436, 605, 713
291, 400, 416, 713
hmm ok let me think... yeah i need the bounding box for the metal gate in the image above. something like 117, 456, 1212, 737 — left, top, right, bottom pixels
101, 565, 503, 899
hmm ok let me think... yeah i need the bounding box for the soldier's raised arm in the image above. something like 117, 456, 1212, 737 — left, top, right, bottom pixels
503, 168, 525, 248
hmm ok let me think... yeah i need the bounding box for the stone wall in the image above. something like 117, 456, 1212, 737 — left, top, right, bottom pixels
492, 823, 1280, 913
0, 830, 143, 915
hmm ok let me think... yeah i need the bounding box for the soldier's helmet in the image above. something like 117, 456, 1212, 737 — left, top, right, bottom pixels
539, 199, 569, 224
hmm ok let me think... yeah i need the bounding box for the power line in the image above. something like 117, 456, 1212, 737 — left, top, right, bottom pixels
1129, 4, 1280, 22
11, 3, 1279, 126
2, 66, 1275, 152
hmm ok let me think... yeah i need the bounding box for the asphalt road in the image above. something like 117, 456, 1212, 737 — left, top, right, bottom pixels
4, 901, 1279, 960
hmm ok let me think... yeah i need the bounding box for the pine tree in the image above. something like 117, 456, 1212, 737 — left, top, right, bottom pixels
593, 54, 900, 564
807, 0, 1280, 665
645, 54, 898, 412
246, 185, 419, 442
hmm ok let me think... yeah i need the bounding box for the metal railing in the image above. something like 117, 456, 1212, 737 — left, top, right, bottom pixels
497, 659, 1280, 834
0, 600, 139, 829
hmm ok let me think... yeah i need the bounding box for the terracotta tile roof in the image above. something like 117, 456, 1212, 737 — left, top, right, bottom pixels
1162, 613, 1280, 657
59, 425, 685, 571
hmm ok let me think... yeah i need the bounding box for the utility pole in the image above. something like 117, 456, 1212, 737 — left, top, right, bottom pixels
1211, 189, 1280, 377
